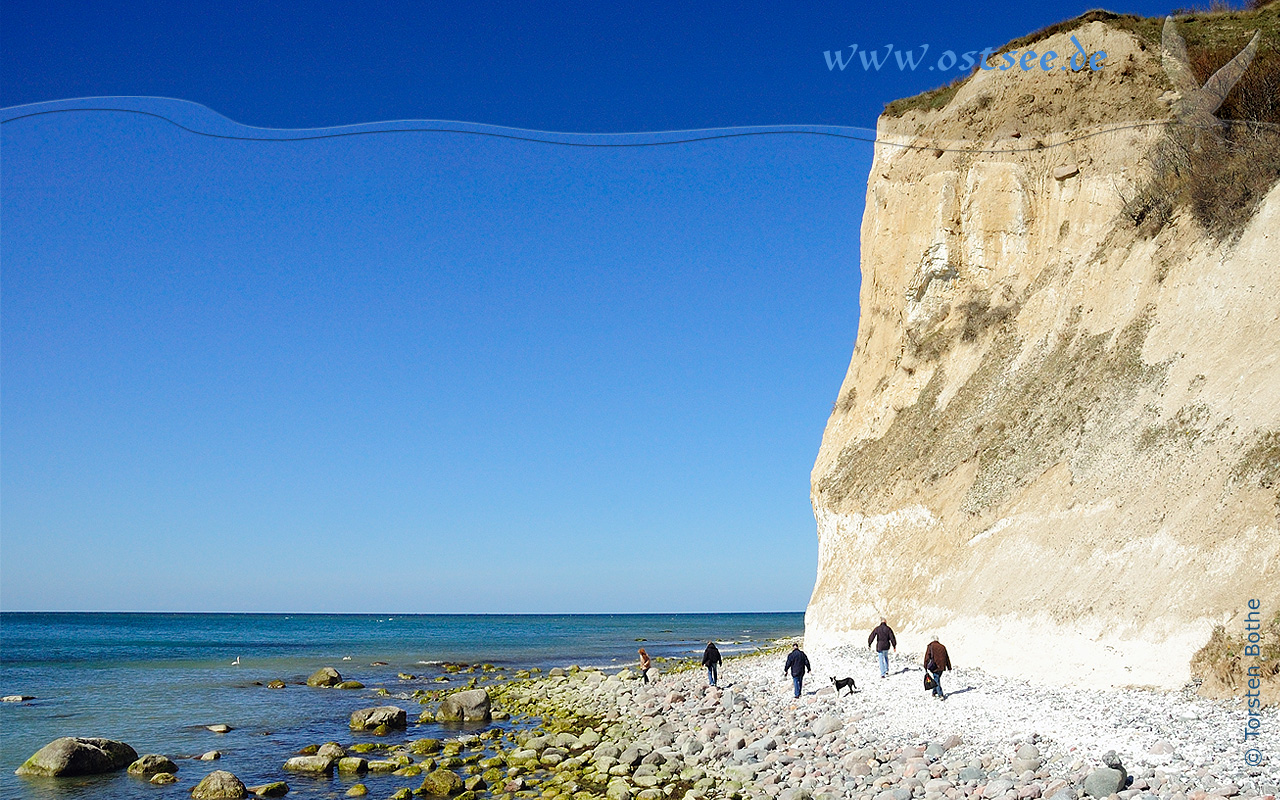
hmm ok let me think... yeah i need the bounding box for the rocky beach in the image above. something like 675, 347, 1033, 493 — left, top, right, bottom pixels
481, 645, 1278, 800
14, 641, 1275, 799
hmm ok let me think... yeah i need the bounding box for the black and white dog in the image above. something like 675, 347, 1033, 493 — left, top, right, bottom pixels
831, 676, 857, 696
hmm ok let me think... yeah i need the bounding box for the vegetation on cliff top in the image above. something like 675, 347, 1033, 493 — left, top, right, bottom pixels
883, 3, 1280, 122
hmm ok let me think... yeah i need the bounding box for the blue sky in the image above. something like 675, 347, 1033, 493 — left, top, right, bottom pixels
1, 0, 1175, 612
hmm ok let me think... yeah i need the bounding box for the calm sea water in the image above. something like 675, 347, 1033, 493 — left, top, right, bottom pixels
0, 612, 803, 799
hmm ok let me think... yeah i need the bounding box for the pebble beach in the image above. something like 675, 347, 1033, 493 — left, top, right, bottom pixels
485, 643, 1279, 800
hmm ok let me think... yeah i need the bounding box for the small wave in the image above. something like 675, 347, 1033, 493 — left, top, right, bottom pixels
416, 660, 443, 665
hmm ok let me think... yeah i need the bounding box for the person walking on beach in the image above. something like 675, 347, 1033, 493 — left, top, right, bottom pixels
923, 635, 951, 700
783, 642, 811, 698
638, 648, 652, 684
868, 618, 897, 678
702, 642, 722, 687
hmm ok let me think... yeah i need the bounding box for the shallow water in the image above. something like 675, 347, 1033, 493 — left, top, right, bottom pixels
0, 612, 802, 798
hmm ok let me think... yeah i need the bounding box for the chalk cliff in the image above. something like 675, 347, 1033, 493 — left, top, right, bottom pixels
807, 14, 1280, 690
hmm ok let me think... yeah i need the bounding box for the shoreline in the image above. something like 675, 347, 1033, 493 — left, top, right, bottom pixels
7, 636, 1277, 799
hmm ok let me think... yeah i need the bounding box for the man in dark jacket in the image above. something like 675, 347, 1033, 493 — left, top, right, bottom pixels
702, 642, 723, 686
783, 643, 811, 698
923, 636, 952, 700
868, 619, 897, 678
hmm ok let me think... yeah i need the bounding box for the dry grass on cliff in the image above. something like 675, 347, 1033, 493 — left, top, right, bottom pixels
1121, 3, 1280, 240
1190, 611, 1280, 706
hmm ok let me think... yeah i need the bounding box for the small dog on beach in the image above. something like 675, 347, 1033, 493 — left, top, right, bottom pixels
830, 676, 857, 696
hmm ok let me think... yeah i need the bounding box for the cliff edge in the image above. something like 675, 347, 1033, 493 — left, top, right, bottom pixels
807, 8, 1280, 691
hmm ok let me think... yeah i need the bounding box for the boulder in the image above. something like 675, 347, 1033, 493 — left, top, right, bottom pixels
282, 756, 335, 774
199, 751, 222, 760
436, 689, 491, 722
306, 667, 342, 687
813, 715, 841, 736
267, 680, 286, 689
128, 754, 178, 775
337, 757, 368, 775
419, 768, 463, 795
206, 724, 232, 734
349, 706, 407, 731
247, 782, 290, 797
2, 695, 34, 702
1084, 768, 1128, 798
409, 738, 442, 755
151, 773, 179, 785
190, 770, 248, 799
316, 742, 346, 759
345, 785, 368, 797
336, 681, 364, 690
15, 737, 138, 776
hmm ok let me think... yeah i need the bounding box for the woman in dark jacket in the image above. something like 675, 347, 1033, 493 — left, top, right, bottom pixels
702, 642, 723, 686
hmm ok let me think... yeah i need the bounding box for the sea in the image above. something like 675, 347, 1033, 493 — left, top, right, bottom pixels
0, 612, 803, 799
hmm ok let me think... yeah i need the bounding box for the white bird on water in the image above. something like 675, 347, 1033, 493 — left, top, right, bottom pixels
231, 657, 241, 666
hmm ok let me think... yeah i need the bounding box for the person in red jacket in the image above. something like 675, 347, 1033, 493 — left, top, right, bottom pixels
923, 636, 952, 700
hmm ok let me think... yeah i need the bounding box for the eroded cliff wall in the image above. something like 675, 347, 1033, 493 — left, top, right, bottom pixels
807, 19, 1280, 689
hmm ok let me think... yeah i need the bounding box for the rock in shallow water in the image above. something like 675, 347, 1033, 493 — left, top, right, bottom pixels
419, 768, 463, 795
350, 705, 407, 731
283, 755, 334, 774
436, 688, 491, 722
15, 737, 138, 777
190, 770, 247, 799
127, 754, 177, 775
247, 782, 289, 797
306, 667, 341, 687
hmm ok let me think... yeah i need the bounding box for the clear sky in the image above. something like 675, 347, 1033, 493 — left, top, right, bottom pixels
1, 0, 1176, 612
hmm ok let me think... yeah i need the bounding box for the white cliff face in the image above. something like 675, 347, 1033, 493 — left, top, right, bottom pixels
807, 22, 1280, 690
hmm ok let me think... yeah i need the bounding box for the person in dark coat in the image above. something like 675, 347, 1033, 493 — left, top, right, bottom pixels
783, 642, 811, 698
702, 642, 723, 686
868, 619, 897, 678
923, 635, 952, 700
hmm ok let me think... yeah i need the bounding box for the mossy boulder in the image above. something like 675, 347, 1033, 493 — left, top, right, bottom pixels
337, 757, 368, 775
418, 768, 463, 795
246, 783, 289, 798
127, 754, 177, 775
409, 738, 442, 755
190, 770, 248, 799
336, 680, 365, 690
306, 667, 342, 687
